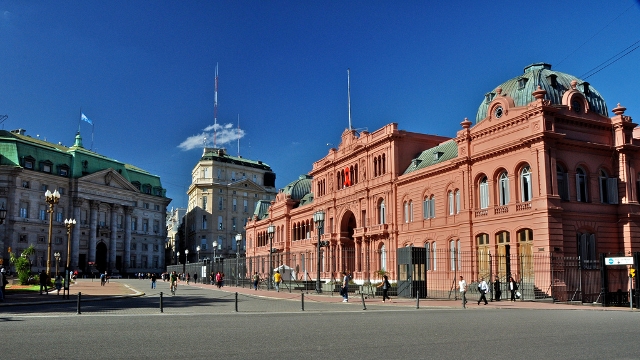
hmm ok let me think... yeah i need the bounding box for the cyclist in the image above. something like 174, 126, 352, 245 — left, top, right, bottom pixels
170, 271, 178, 295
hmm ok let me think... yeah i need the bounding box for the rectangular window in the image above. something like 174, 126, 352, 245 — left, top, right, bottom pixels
132, 218, 138, 231
131, 243, 137, 250
142, 243, 148, 251
152, 256, 158, 268
20, 201, 29, 219
154, 204, 160, 211
118, 215, 123, 229
39, 206, 47, 220
153, 244, 159, 252
38, 236, 45, 243
218, 197, 223, 211
24, 160, 34, 169
55, 237, 63, 245
55, 210, 63, 222
59, 168, 68, 176
455, 190, 461, 214
19, 234, 27, 243
142, 219, 149, 232
143, 203, 149, 209
153, 220, 160, 232
243, 199, 248, 212
218, 216, 223, 230
202, 196, 207, 210
231, 171, 236, 181
41, 184, 48, 191
233, 198, 237, 212
202, 215, 207, 230
22, 181, 30, 188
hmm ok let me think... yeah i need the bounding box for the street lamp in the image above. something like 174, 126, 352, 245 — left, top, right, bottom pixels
45, 189, 61, 277
177, 251, 180, 265
196, 246, 201, 262
185, 249, 189, 264
267, 224, 275, 290
235, 233, 242, 287
63, 218, 75, 299
313, 210, 325, 293
54, 252, 61, 278
212, 240, 218, 267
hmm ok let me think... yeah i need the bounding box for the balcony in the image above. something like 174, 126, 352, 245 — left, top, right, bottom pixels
475, 209, 488, 218
516, 202, 532, 211
367, 224, 388, 237
494, 205, 509, 215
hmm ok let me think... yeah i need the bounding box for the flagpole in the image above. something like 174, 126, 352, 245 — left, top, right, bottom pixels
91, 123, 94, 151
78, 108, 82, 132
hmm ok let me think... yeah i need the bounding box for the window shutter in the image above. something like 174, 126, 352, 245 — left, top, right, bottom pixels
607, 178, 618, 204
575, 174, 582, 202
430, 198, 435, 218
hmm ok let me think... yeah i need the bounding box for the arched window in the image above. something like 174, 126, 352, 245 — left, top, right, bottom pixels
373, 158, 378, 177
382, 154, 386, 174
499, 172, 510, 206
448, 191, 454, 215
455, 190, 461, 214
576, 168, 588, 202
449, 240, 456, 271
409, 200, 413, 222
479, 176, 489, 209
520, 166, 532, 202
423, 195, 435, 219
380, 244, 387, 270
378, 199, 386, 224
354, 164, 358, 184
557, 165, 569, 201
599, 170, 618, 204
403, 201, 409, 223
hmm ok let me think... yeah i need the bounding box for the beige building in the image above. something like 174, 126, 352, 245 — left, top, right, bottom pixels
182, 147, 276, 263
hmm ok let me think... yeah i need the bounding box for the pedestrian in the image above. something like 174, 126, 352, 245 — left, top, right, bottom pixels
100, 272, 106, 286
341, 271, 349, 302
55, 275, 63, 295
186, 273, 190, 285
252, 272, 259, 290
274, 270, 282, 292
509, 276, 518, 301
193, 273, 198, 284
221, 272, 225, 287
210, 271, 215, 285
458, 275, 467, 308
39, 270, 49, 295
377, 274, 391, 303
494, 277, 502, 301
151, 273, 157, 289
215, 271, 222, 288
477, 277, 489, 305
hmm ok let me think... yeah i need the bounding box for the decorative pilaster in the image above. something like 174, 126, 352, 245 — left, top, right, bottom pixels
71, 198, 83, 269
109, 204, 119, 271
89, 200, 100, 263
123, 206, 133, 273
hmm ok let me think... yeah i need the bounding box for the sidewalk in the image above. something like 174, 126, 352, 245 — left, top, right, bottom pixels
0, 278, 144, 307
1, 278, 633, 311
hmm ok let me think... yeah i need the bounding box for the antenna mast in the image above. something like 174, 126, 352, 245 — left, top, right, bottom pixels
348, 68, 352, 131
214, 63, 219, 147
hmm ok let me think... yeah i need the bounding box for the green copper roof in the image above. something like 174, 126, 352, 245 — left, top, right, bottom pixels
280, 175, 312, 201
403, 140, 458, 174
201, 147, 272, 171
253, 200, 271, 220
476, 63, 608, 123
0, 129, 168, 197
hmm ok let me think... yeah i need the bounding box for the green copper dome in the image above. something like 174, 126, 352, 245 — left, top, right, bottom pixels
475, 63, 609, 123
280, 175, 312, 201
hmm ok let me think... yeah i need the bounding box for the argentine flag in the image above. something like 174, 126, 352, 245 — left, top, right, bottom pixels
81, 113, 93, 125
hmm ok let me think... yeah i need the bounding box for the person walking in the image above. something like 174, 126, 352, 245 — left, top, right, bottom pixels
341, 271, 349, 302
458, 275, 467, 308
274, 270, 282, 292
193, 273, 198, 284
494, 277, 502, 301
186, 273, 190, 285
0, 268, 7, 301
151, 273, 157, 289
39, 270, 49, 295
252, 272, 259, 290
477, 277, 489, 305
377, 274, 391, 303
509, 276, 518, 301
215, 271, 222, 288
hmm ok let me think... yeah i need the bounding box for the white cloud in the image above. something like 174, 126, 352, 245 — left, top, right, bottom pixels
178, 123, 246, 151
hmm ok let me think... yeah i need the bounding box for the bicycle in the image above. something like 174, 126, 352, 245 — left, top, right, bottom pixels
170, 282, 177, 295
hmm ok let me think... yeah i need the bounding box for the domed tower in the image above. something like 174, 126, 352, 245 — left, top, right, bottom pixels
475, 63, 608, 123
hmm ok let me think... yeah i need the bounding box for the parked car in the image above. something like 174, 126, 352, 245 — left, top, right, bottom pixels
110, 274, 123, 279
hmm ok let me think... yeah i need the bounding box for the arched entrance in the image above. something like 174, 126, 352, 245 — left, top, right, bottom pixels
339, 211, 357, 273
96, 242, 108, 273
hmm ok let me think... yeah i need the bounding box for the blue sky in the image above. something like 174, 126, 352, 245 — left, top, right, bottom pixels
1, 1, 639, 207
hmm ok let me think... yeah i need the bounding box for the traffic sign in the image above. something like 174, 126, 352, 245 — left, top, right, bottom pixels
605, 257, 634, 266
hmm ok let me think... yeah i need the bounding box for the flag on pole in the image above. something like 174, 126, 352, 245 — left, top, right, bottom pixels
81, 113, 93, 125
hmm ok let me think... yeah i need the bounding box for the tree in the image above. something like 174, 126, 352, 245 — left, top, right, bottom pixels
10, 245, 35, 285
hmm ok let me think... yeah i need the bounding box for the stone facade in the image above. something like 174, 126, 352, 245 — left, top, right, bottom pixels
0, 130, 171, 275
183, 147, 277, 263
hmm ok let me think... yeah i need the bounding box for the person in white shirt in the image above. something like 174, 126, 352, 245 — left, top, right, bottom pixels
477, 277, 489, 305
458, 275, 467, 308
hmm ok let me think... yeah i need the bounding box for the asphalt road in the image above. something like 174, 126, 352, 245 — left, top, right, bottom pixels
2, 280, 639, 359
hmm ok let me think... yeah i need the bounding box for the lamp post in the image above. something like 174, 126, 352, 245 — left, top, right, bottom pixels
44, 189, 61, 277
196, 246, 201, 262
212, 240, 218, 268
235, 233, 242, 287
185, 249, 189, 264
54, 252, 61, 278
64, 218, 75, 298
313, 210, 325, 293
267, 224, 275, 290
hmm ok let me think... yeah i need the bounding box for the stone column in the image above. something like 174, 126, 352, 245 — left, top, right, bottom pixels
71, 198, 83, 269
355, 239, 362, 272
89, 200, 99, 263
123, 206, 133, 273
109, 204, 119, 272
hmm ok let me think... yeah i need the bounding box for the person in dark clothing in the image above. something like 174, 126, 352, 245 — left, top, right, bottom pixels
494, 277, 502, 301
509, 276, 518, 301
193, 273, 198, 284
39, 270, 49, 295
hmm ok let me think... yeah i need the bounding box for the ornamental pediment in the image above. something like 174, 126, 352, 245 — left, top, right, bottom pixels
78, 168, 139, 192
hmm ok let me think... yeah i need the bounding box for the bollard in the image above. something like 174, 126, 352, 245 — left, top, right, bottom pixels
235, 292, 238, 312
416, 292, 420, 309
361, 293, 367, 310
77, 292, 82, 314
160, 292, 164, 313
301, 293, 305, 311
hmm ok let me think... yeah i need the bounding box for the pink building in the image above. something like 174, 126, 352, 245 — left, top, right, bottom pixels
245, 63, 638, 302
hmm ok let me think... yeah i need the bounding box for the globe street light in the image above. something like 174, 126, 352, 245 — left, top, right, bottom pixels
44, 189, 61, 277
212, 240, 218, 268
267, 224, 275, 290
313, 210, 325, 293
235, 233, 242, 287
185, 249, 189, 264
196, 246, 201, 262
54, 252, 61, 278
